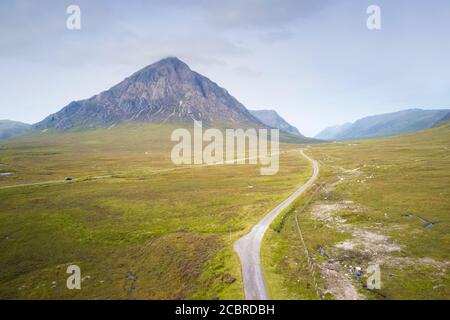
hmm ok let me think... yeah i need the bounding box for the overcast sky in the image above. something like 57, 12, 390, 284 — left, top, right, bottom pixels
1, 0, 449, 136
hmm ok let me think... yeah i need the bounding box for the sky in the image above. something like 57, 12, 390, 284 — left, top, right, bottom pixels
1, 0, 449, 136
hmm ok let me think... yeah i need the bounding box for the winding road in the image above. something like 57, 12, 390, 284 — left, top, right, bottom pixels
234, 149, 319, 300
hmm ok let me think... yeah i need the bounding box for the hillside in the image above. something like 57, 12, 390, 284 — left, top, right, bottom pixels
313, 122, 352, 141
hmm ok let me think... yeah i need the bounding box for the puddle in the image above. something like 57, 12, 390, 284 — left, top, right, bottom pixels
0, 172, 15, 176
125, 271, 137, 293
402, 213, 434, 228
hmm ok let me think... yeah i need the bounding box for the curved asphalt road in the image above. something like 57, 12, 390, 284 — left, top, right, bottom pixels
234, 149, 319, 300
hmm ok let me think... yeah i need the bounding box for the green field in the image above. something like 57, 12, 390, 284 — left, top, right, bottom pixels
0, 124, 311, 299
263, 123, 450, 299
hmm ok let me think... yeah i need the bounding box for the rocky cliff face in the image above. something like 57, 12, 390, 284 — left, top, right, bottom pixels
34, 57, 264, 130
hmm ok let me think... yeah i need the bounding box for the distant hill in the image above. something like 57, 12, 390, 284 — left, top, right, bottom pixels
34, 57, 265, 131
249, 109, 303, 136
0, 120, 31, 140
315, 109, 450, 141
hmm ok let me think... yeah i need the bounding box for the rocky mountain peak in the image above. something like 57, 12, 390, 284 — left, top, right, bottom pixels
34, 57, 264, 130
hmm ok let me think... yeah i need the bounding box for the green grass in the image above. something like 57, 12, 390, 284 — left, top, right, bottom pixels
263, 123, 450, 300
0, 123, 310, 299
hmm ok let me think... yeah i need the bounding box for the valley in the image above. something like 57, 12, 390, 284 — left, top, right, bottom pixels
0, 56, 448, 301
1, 119, 449, 300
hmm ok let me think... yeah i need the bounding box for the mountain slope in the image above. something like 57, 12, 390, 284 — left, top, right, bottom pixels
315, 108, 449, 140
34, 57, 264, 130
0, 120, 31, 140
314, 122, 352, 141
433, 111, 450, 127
249, 109, 302, 136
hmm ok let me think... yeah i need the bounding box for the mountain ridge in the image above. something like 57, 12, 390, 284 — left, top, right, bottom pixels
316, 108, 450, 141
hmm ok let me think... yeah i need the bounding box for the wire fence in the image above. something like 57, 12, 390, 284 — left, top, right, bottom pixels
293, 185, 323, 299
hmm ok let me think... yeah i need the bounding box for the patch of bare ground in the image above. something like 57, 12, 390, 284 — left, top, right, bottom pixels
311, 198, 448, 299
311, 200, 363, 231
335, 229, 401, 254
310, 200, 370, 299
321, 259, 367, 300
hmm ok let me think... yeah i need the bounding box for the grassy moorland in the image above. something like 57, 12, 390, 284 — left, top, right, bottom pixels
0, 124, 311, 299
263, 123, 450, 300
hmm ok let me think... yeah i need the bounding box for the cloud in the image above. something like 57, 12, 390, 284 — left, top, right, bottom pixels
0, 0, 252, 70
233, 66, 263, 78
201, 0, 328, 29
0, 0, 328, 69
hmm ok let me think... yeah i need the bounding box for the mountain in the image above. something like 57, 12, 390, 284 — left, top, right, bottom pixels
432, 111, 450, 127
34, 57, 265, 130
315, 109, 450, 141
0, 120, 31, 140
249, 109, 303, 136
